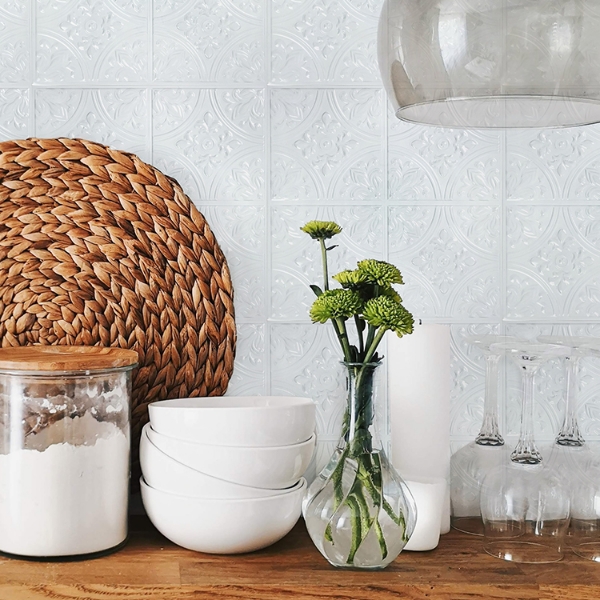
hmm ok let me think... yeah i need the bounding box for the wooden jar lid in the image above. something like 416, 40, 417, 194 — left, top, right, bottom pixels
0, 346, 138, 372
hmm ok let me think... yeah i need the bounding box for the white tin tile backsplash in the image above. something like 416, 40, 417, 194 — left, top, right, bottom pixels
3, 0, 600, 472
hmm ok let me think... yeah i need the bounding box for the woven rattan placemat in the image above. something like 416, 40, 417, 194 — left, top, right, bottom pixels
0, 138, 236, 472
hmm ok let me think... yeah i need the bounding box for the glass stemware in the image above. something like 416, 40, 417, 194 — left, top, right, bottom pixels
480, 342, 570, 564
537, 336, 595, 447
450, 336, 516, 536
568, 340, 600, 562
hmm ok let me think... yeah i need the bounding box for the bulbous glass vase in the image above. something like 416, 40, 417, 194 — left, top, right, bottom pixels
303, 362, 416, 569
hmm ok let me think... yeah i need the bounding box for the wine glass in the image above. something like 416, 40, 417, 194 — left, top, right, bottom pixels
536, 337, 597, 532
568, 340, 600, 562
480, 342, 570, 563
537, 336, 595, 447
450, 336, 517, 536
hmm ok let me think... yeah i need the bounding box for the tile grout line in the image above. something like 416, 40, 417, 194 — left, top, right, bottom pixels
25, 82, 385, 90
28, 0, 36, 136
264, 1, 272, 396
147, 0, 154, 162
500, 128, 508, 436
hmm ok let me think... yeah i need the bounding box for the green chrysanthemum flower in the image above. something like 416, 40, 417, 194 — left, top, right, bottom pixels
300, 220, 342, 240
357, 259, 404, 286
380, 286, 402, 303
363, 296, 414, 337
310, 289, 363, 323
332, 269, 367, 289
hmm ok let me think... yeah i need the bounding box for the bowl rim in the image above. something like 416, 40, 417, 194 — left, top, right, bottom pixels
141, 426, 307, 493
148, 396, 316, 411
140, 476, 307, 503
145, 422, 317, 451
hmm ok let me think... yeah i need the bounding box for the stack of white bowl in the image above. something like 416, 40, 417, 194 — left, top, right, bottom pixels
140, 396, 316, 554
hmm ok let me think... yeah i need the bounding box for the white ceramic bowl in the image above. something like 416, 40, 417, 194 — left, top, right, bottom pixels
140, 425, 303, 498
148, 396, 316, 447
145, 424, 316, 489
141, 477, 306, 554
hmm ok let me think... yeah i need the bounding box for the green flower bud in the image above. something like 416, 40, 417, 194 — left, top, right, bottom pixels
332, 269, 367, 289
300, 220, 342, 240
310, 289, 363, 323
357, 259, 404, 286
363, 296, 414, 337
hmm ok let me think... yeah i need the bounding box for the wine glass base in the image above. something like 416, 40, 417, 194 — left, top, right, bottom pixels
451, 517, 484, 536
571, 543, 600, 562
483, 540, 564, 564
556, 438, 585, 447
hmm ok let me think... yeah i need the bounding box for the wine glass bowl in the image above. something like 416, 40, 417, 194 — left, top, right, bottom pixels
481, 462, 570, 564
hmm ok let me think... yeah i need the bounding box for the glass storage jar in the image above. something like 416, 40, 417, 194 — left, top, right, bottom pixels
0, 346, 138, 559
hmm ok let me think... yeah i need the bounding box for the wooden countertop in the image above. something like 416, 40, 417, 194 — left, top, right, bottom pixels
1, 517, 599, 600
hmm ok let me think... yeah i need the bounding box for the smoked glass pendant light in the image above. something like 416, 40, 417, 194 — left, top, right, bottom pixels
378, 1, 600, 128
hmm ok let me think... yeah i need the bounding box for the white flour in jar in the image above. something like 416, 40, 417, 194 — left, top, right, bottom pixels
0, 412, 129, 557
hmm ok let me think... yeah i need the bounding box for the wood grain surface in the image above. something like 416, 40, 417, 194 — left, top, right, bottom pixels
0, 517, 599, 600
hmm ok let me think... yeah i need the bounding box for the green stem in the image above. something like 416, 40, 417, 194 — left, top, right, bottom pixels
346, 483, 373, 564
365, 324, 376, 352
324, 446, 350, 542
346, 495, 362, 563
383, 497, 407, 542
319, 239, 329, 291
354, 315, 365, 358
374, 517, 388, 560
335, 318, 353, 362
363, 327, 387, 365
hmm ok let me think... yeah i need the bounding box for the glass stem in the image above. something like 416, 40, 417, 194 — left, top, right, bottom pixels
511, 367, 542, 464
556, 356, 585, 447
476, 353, 504, 446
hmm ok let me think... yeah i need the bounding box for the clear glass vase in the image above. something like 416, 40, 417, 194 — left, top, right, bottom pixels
303, 361, 416, 569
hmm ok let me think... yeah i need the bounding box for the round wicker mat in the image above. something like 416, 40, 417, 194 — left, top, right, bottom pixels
0, 138, 236, 474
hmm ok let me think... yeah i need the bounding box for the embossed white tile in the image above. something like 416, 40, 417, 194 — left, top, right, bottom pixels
154, 0, 264, 83
389, 206, 500, 319
227, 323, 266, 396
270, 322, 349, 437
34, 88, 148, 157
0, 1, 28, 83
271, 0, 382, 83
0, 89, 29, 139
271, 205, 384, 321
36, 0, 148, 83
153, 89, 265, 202
199, 205, 265, 322
507, 127, 600, 201
507, 207, 600, 319
388, 115, 502, 201
271, 88, 383, 201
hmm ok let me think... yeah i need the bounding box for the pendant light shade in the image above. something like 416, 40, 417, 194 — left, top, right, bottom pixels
378, 0, 600, 128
